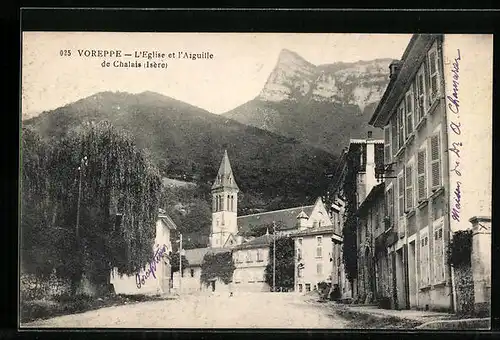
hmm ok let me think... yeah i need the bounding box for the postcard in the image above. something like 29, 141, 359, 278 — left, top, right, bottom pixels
20, 31, 492, 330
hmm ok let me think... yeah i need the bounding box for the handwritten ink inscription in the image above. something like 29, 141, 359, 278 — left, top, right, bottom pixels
447, 49, 462, 222
136, 244, 167, 289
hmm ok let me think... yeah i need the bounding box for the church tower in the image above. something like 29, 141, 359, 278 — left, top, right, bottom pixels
210, 150, 239, 248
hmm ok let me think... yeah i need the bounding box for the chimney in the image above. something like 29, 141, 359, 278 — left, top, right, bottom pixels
389, 60, 402, 80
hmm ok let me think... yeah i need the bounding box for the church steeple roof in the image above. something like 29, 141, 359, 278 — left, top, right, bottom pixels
211, 150, 239, 191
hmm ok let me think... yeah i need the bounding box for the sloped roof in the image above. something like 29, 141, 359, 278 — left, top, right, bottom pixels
237, 205, 315, 235
357, 182, 385, 215
211, 150, 239, 191
183, 247, 230, 266
157, 212, 178, 230
233, 234, 273, 251
290, 225, 337, 238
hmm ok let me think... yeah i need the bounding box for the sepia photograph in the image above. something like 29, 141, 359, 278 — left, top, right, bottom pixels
20, 31, 492, 329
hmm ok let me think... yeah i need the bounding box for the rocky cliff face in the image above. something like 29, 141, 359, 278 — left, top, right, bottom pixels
224, 49, 393, 154
258, 49, 390, 111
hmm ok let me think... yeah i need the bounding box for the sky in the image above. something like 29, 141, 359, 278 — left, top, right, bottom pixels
22, 32, 412, 117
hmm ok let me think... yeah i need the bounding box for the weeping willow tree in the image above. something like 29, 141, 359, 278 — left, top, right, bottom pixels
21, 121, 162, 295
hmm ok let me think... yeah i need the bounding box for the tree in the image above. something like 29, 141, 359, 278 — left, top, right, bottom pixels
200, 251, 235, 286
21, 121, 163, 296
264, 236, 295, 290
341, 146, 360, 284
168, 252, 189, 281
20, 127, 61, 279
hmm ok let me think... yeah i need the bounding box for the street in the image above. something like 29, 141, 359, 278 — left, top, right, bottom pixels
22, 292, 347, 328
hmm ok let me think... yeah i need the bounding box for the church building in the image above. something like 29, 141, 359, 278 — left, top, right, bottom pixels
173, 150, 342, 294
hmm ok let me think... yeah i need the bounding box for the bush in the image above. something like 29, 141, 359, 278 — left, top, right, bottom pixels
317, 281, 331, 300
447, 230, 473, 268
330, 284, 341, 301
378, 296, 391, 309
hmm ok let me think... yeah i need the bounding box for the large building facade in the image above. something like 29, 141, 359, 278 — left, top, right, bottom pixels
369, 34, 492, 313
330, 136, 384, 300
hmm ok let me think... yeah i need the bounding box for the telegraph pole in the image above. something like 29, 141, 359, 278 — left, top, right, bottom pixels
75, 156, 88, 249
73, 156, 87, 295
273, 222, 277, 292
179, 233, 183, 294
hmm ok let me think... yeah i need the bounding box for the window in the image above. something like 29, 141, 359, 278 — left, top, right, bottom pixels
405, 87, 414, 136
316, 236, 323, 258
256, 249, 263, 262
298, 266, 303, 278
317, 263, 323, 275
190, 269, 194, 278
405, 162, 414, 212
298, 284, 303, 292
230, 195, 234, 211
391, 115, 398, 156
397, 102, 406, 148
246, 251, 252, 263
297, 248, 302, 261
305, 283, 311, 292
433, 223, 445, 283
420, 232, 430, 287
384, 124, 392, 164
430, 133, 442, 190
417, 147, 428, 201
416, 65, 427, 122
386, 186, 394, 226
428, 44, 441, 105
298, 238, 303, 246
227, 195, 230, 210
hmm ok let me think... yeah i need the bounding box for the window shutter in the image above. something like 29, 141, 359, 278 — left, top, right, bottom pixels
417, 149, 427, 201
430, 134, 441, 189
420, 238, 424, 286
398, 174, 405, 217
405, 164, 414, 211
428, 47, 440, 104
406, 89, 414, 136
384, 125, 391, 164
398, 104, 405, 147
416, 67, 426, 121
389, 188, 394, 222
425, 236, 430, 285
391, 116, 398, 156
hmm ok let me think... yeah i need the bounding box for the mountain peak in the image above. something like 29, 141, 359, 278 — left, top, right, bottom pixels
277, 49, 314, 66
258, 50, 317, 102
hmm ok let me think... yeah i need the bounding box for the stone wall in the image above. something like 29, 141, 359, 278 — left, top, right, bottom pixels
20, 273, 71, 301
470, 216, 491, 316
454, 263, 475, 315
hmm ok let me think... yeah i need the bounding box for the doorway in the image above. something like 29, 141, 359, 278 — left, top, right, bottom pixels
396, 248, 408, 309
391, 251, 398, 309
408, 241, 417, 308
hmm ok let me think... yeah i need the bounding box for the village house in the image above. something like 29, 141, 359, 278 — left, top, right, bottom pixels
291, 200, 343, 294
110, 209, 177, 295
355, 182, 396, 308
328, 199, 345, 299
232, 234, 272, 292
368, 34, 492, 313
330, 135, 384, 300
172, 247, 230, 294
